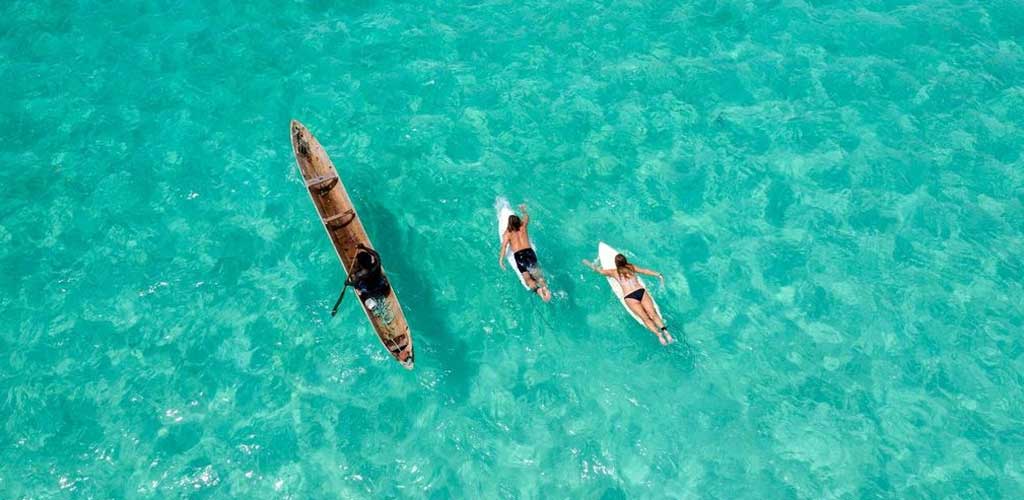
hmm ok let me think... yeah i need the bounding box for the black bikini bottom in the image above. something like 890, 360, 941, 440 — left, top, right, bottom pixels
624, 288, 646, 302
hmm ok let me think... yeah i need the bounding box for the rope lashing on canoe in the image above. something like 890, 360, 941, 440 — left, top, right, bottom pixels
305, 174, 339, 195
386, 334, 409, 354
324, 209, 356, 229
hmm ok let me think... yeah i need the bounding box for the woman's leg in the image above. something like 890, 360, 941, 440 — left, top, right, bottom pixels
641, 292, 673, 343
640, 293, 665, 329
626, 299, 665, 344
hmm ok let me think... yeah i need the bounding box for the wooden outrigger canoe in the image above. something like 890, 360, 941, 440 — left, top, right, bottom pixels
290, 120, 414, 369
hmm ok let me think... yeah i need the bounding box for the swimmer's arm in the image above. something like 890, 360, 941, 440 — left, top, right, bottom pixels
498, 235, 510, 269
518, 203, 530, 226
582, 259, 616, 277
635, 266, 666, 284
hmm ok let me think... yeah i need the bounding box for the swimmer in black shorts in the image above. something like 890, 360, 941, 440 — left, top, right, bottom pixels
498, 203, 552, 302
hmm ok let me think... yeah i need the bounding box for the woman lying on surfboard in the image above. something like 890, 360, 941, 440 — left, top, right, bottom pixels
499, 203, 552, 302
584, 254, 674, 345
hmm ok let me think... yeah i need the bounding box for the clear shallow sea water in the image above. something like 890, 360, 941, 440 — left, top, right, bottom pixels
2, 0, 1023, 497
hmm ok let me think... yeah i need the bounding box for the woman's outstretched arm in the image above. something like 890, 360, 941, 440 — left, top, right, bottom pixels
582, 259, 615, 277
634, 266, 666, 285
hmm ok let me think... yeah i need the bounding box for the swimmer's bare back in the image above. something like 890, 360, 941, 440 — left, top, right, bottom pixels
497, 203, 551, 302
507, 224, 531, 251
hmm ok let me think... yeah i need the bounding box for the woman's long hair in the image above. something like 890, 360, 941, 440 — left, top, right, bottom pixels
614, 253, 636, 278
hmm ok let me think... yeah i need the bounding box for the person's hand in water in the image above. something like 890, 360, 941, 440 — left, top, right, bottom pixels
498, 234, 509, 270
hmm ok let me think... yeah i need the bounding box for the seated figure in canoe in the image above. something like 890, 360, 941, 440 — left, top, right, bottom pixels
584, 253, 674, 345
347, 243, 391, 300
498, 203, 552, 302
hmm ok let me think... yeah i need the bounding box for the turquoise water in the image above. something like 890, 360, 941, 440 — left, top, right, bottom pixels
2, 0, 1023, 496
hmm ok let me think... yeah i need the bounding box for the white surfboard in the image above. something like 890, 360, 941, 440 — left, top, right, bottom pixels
496, 197, 534, 289
598, 242, 662, 325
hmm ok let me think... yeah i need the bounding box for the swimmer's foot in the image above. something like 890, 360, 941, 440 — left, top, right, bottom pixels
660, 327, 675, 344
538, 286, 552, 302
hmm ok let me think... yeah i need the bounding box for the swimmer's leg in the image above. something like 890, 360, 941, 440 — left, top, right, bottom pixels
640, 293, 672, 344
626, 298, 664, 343
521, 272, 538, 291
529, 269, 551, 302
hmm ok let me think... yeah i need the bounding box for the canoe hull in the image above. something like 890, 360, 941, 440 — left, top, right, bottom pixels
290, 120, 414, 369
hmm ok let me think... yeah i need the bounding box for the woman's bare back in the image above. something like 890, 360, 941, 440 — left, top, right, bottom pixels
615, 269, 643, 295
